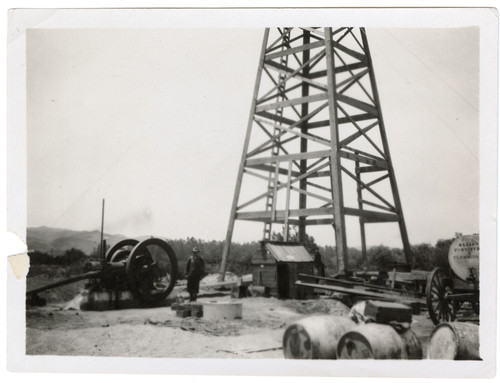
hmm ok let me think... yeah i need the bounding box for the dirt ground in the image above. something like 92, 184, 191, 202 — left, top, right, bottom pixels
25, 287, 439, 359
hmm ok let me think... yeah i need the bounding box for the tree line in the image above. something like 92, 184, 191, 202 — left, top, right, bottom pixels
28, 233, 461, 277
28, 248, 88, 265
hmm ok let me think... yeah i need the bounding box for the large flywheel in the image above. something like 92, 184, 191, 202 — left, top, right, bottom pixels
126, 238, 179, 305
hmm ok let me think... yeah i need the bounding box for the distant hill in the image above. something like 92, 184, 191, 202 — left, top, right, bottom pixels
27, 226, 128, 256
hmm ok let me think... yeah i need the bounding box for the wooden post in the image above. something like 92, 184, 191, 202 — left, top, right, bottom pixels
360, 28, 412, 268
283, 160, 293, 240
355, 156, 367, 266
219, 29, 270, 281
325, 27, 349, 273
298, 30, 310, 243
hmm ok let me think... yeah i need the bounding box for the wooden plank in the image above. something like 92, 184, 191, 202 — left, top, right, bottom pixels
246, 163, 300, 178
271, 164, 279, 220
255, 105, 320, 159
336, 68, 369, 90
303, 119, 330, 129
358, 165, 384, 173
338, 113, 375, 125
254, 110, 296, 126
246, 133, 299, 159
306, 181, 332, 193
307, 170, 331, 178
302, 112, 376, 130
304, 218, 335, 225
388, 271, 428, 282
255, 92, 328, 112
339, 150, 388, 169
237, 190, 273, 211
362, 174, 390, 189
299, 27, 325, 37
308, 50, 327, 72
257, 82, 302, 106
339, 121, 378, 148
342, 165, 395, 210
243, 216, 301, 226
332, 40, 367, 63
236, 207, 335, 220
268, 32, 306, 53
343, 145, 386, 162
337, 94, 378, 116
264, 60, 328, 91
309, 62, 368, 79
265, 40, 325, 60
290, 185, 334, 204
245, 150, 332, 166
244, 168, 275, 182
284, 160, 292, 240
200, 280, 238, 289
355, 159, 368, 265
264, 34, 286, 55
361, 199, 395, 213
344, 207, 399, 222
246, 161, 330, 214
298, 273, 424, 297
254, 116, 331, 147
335, 61, 368, 74
255, 120, 302, 169
295, 281, 424, 303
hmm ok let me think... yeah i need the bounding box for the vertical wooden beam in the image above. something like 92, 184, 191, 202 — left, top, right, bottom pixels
219, 29, 270, 281
298, 30, 310, 243
360, 28, 412, 268
324, 27, 349, 273
284, 160, 293, 240
355, 157, 367, 266
271, 161, 280, 221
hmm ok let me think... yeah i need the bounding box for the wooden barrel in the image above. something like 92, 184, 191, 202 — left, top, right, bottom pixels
283, 315, 356, 359
337, 323, 422, 359
427, 322, 480, 360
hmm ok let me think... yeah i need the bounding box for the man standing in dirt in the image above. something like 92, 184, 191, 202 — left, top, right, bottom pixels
185, 247, 205, 302
313, 247, 325, 277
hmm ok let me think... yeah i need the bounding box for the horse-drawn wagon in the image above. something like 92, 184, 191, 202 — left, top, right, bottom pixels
425, 234, 479, 324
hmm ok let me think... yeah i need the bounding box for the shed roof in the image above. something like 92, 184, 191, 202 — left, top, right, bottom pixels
265, 242, 313, 263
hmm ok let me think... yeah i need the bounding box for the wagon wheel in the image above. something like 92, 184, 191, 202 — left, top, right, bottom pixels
105, 239, 139, 263
126, 238, 179, 305
426, 267, 456, 325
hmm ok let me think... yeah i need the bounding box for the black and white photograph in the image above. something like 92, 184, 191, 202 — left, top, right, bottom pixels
5, 6, 498, 378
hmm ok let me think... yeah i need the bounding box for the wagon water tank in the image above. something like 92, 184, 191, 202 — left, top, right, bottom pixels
448, 234, 479, 281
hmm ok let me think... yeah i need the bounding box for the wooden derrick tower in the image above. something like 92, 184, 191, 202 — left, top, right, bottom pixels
219, 28, 411, 279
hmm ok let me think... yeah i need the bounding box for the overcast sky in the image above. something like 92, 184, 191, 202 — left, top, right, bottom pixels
26, 27, 479, 247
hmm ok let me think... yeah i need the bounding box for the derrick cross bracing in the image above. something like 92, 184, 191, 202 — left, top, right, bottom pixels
219, 27, 411, 280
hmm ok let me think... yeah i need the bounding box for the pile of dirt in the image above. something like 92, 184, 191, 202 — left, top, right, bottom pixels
282, 298, 350, 316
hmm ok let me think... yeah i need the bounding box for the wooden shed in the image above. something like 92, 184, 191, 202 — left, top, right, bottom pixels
252, 241, 314, 299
